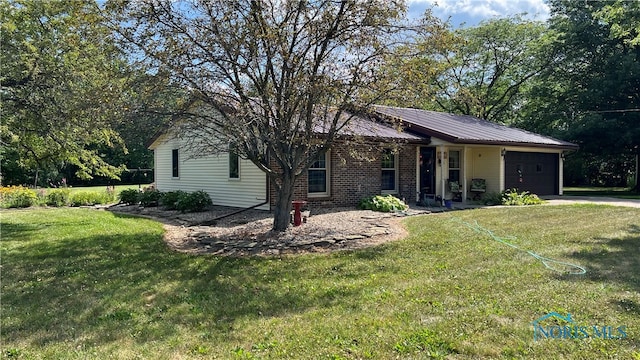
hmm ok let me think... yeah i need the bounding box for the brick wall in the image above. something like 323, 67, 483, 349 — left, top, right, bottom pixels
269, 141, 417, 208
398, 144, 417, 204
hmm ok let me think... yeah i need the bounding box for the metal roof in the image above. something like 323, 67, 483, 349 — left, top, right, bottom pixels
334, 113, 426, 141
148, 103, 577, 150
372, 105, 578, 150
314, 112, 431, 144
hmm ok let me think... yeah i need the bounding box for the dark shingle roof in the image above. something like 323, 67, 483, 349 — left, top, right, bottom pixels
372, 105, 578, 150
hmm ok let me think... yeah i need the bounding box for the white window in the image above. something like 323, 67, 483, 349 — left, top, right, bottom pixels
381, 149, 398, 193
448, 150, 461, 183
308, 152, 330, 197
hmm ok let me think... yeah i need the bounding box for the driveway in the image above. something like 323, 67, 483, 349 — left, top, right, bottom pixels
542, 195, 640, 208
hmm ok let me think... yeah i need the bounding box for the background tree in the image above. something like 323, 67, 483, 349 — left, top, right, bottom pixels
595, 0, 640, 47
388, 16, 552, 124
110, 0, 422, 231
0, 0, 134, 186
517, 0, 640, 188
594, 0, 640, 190
104, 70, 188, 185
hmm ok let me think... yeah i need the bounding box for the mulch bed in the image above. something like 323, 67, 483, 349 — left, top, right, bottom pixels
107, 204, 429, 256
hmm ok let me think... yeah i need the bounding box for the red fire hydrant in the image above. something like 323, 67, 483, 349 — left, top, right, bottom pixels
292, 200, 307, 226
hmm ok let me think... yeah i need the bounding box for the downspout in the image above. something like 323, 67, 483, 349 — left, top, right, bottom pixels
200, 155, 272, 225
205, 199, 269, 223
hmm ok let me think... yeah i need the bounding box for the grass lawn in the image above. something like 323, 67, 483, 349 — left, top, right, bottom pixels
564, 186, 640, 199
2, 206, 639, 359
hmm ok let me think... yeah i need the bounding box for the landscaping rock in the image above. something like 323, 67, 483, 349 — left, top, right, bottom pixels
112, 204, 412, 256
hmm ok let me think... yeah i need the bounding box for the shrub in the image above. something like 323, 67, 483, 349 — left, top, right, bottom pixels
104, 189, 117, 204
160, 190, 186, 210
46, 189, 71, 207
501, 188, 543, 206
139, 188, 162, 207
119, 189, 140, 205
175, 190, 213, 212
481, 192, 503, 206
70, 191, 115, 207
0, 186, 37, 208
358, 194, 408, 212
482, 189, 543, 206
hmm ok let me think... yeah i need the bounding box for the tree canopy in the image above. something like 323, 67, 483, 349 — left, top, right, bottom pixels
388, 16, 552, 124
1, 0, 130, 185
0, 0, 185, 186
517, 0, 640, 187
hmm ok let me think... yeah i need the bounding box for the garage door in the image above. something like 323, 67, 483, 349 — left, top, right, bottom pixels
504, 152, 559, 195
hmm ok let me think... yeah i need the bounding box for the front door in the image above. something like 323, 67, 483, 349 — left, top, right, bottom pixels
419, 147, 436, 198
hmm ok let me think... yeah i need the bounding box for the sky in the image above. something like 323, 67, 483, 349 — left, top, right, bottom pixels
407, 0, 551, 27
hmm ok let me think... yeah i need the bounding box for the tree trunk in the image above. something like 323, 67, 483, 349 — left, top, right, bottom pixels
272, 172, 296, 232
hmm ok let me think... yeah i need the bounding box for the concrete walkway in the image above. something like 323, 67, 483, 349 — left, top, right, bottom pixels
542, 195, 640, 208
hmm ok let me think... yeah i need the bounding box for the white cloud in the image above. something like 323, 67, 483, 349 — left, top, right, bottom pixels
408, 0, 550, 23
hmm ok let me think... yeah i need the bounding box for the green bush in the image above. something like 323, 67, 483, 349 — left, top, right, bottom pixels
501, 188, 543, 205
160, 190, 186, 210
46, 189, 71, 207
70, 191, 115, 207
481, 192, 503, 206
175, 190, 213, 212
358, 194, 408, 212
119, 189, 140, 205
482, 189, 543, 206
0, 186, 37, 208
139, 188, 162, 207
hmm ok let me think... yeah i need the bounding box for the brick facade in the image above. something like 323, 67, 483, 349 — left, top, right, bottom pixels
269, 141, 417, 208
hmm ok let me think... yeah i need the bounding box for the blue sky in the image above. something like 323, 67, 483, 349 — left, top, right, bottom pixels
407, 0, 550, 27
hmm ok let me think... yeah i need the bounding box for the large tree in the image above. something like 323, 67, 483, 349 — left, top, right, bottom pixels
388, 16, 553, 124
594, 0, 640, 190
517, 0, 640, 188
0, 0, 133, 185
110, 0, 420, 231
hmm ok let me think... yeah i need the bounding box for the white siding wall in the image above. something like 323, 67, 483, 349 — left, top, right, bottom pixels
469, 147, 501, 194
153, 136, 268, 210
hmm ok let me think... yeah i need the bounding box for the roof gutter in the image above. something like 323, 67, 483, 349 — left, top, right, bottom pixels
453, 139, 579, 151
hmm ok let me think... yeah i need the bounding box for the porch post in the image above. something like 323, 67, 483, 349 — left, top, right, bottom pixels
440, 145, 446, 206
415, 146, 420, 203
462, 146, 468, 202
559, 152, 564, 195
499, 148, 506, 192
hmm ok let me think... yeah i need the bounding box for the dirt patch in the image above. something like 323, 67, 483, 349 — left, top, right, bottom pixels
108, 204, 428, 256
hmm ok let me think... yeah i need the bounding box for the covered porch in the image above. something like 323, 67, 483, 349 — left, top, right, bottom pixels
414, 143, 567, 205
